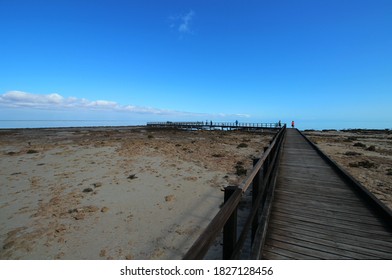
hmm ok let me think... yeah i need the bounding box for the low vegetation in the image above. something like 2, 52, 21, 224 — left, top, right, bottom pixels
353, 142, 366, 148
235, 161, 247, 176
212, 153, 224, 158
237, 143, 248, 148
344, 136, 358, 142
344, 151, 362, 156
366, 145, 376, 151
349, 160, 377, 169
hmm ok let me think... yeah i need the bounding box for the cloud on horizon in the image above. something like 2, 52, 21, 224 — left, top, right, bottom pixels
0, 91, 184, 115
0, 91, 250, 119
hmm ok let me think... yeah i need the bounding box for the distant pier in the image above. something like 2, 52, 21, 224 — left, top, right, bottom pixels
146, 121, 282, 131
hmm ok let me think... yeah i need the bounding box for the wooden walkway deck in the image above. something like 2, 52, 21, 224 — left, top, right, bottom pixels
263, 129, 392, 259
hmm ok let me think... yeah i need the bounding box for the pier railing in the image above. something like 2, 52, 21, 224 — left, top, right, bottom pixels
147, 121, 282, 129
183, 125, 286, 259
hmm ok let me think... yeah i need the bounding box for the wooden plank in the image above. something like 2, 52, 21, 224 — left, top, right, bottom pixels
265, 238, 353, 259
280, 162, 333, 169
274, 188, 364, 204
277, 175, 351, 188
271, 211, 392, 240
272, 207, 391, 236
270, 215, 392, 244
278, 173, 345, 185
274, 195, 380, 215
273, 197, 381, 219
277, 179, 350, 190
269, 218, 392, 253
273, 199, 374, 216
262, 245, 319, 260
266, 228, 380, 259
269, 225, 390, 258
272, 200, 385, 225
269, 223, 392, 258
274, 188, 370, 205
261, 249, 295, 260
276, 179, 360, 193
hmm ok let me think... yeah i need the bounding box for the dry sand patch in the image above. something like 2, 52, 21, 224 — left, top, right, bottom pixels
0, 127, 273, 259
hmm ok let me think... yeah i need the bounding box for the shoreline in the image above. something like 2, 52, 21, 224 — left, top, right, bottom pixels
1, 118, 391, 131
1, 124, 391, 131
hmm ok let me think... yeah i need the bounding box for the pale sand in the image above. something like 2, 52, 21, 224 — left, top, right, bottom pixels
304, 129, 392, 211
0, 127, 273, 259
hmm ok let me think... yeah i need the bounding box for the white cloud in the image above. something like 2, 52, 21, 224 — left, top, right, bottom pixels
0, 91, 251, 120
87, 100, 118, 108
169, 10, 195, 34
0, 91, 167, 115
0, 91, 65, 106
179, 10, 195, 33
220, 113, 252, 118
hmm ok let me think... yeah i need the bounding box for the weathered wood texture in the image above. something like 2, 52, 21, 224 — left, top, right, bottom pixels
263, 129, 392, 259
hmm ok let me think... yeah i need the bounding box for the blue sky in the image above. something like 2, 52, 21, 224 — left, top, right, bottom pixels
1, 0, 391, 129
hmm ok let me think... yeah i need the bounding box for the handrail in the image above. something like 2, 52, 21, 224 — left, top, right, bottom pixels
234, 125, 284, 193
147, 121, 283, 129
183, 125, 286, 259
233, 131, 285, 259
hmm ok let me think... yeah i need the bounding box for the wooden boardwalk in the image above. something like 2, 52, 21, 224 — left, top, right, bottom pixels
263, 129, 392, 259
147, 121, 280, 130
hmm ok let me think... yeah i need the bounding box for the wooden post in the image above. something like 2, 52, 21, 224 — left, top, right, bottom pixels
223, 186, 238, 259
252, 158, 261, 243
263, 147, 269, 186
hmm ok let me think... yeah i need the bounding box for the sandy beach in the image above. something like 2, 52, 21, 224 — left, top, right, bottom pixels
0, 126, 274, 259
2, 127, 390, 260
304, 129, 392, 211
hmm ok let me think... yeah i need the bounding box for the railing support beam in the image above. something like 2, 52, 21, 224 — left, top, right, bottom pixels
252, 158, 261, 243
223, 186, 239, 259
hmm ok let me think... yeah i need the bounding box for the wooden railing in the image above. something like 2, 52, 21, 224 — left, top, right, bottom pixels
183, 125, 287, 259
147, 121, 282, 129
